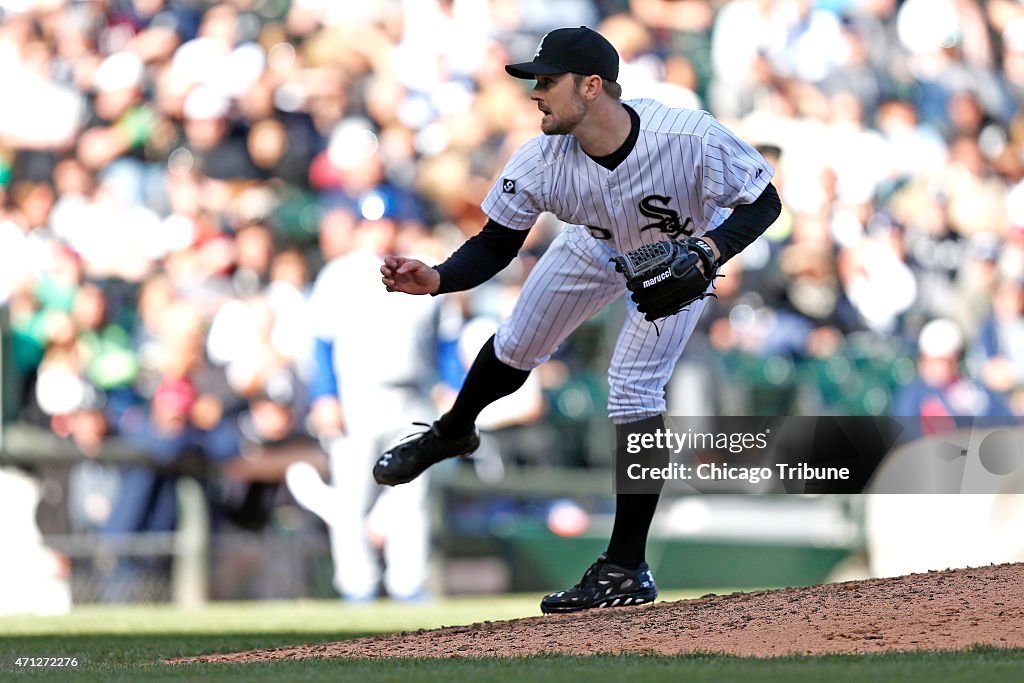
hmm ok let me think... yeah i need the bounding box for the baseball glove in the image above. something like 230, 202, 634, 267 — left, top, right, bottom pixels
611, 237, 719, 322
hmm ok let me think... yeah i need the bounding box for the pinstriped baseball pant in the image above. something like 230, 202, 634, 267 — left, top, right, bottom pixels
494, 224, 707, 424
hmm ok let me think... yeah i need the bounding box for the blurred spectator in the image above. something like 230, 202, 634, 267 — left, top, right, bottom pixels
818, 15, 889, 120
999, 17, 1024, 107
629, 0, 715, 97
181, 84, 261, 182
311, 116, 428, 225
892, 319, 1011, 437
100, 298, 239, 601
836, 218, 917, 334
972, 275, 1024, 413
709, 0, 783, 120
896, 0, 1011, 130
874, 98, 948, 186
77, 51, 164, 172
71, 283, 139, 401
598, 13, 699, 109
778, 0, 849, 84
0, 13, 84, 151
265, 248, 315, 378
215, 364, 311, 533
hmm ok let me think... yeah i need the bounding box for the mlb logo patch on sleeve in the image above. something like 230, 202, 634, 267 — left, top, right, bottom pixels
502, 178, 516, 194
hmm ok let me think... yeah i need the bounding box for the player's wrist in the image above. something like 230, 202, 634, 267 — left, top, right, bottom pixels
694, 236, 721, 263
427, 266, 444, 295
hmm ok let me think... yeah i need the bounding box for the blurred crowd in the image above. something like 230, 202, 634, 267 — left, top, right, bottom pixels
3, 0, 1024, 601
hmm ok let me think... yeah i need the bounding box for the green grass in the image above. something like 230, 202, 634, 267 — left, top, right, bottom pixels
1, 596, 1021, 682
0, 594, 545, 637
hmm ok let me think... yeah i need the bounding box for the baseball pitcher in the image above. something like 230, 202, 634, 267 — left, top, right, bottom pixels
377, 26, 781, 613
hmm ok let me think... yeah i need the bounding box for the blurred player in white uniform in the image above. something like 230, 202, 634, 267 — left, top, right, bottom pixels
289, 217, 438, 601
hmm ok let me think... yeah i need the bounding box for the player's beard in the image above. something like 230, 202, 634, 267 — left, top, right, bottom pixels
541, 91, 587, 135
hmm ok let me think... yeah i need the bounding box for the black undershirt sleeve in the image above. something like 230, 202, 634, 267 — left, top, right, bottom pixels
433, 219, 530, 295
703, 182, 782, 264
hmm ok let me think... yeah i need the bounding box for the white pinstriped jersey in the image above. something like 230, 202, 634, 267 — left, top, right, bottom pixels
481, 99, 774, 255
482, 98, 774, 421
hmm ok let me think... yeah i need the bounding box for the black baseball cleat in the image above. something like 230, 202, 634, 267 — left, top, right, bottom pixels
540, 554, 658, 614
373, 421, 480, 486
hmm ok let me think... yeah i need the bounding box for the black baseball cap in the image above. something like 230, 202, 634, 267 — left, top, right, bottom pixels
505, 26, 619, 82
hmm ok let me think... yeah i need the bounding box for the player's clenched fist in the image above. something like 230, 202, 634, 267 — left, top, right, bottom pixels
380, 256, 441, 295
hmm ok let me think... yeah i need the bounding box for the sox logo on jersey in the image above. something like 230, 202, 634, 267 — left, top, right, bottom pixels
638, 195, 693, 238
587, 196, 693, 241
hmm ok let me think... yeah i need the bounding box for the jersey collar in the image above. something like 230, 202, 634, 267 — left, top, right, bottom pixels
585, 104, 640, 171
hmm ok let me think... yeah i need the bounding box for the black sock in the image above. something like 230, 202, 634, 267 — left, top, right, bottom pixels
605, 415, 667, 570
436, 335, 530, 437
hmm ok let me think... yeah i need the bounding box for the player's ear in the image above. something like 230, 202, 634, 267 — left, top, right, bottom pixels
580, 74, 602, 100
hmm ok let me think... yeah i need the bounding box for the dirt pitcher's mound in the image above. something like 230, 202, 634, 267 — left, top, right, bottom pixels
181, 563, 1024, 663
